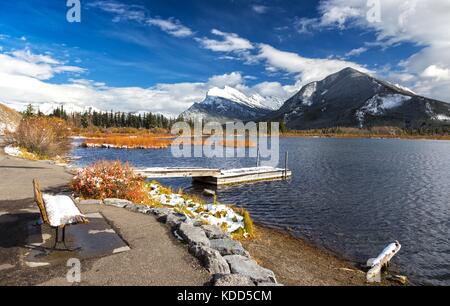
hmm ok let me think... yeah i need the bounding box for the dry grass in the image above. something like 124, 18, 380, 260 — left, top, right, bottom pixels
282, 126, 450, 140
217, 139, 256, 148
5, 117, 71, 158
230, 206, 255, 239
83, 134, 173, 149
188, 136, 256, 148
82, 133, 257, 149
73, 127, 170, 137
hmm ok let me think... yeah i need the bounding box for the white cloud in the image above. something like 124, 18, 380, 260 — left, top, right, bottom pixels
90, 1, 193, 38
256, 43, 369, 85
207, 72, 243, 87
88, 1, 146, 23
247, 81, 297, 100
0, 50, 85, 80
421, 65, 450, 81
252, 5, 269, 14
313, 0, 450, 102
295, 17, 321, 34
319, 3, 360, 28
345, 47, 368, 57
147, 18, 193, 37
0, 48, 291, 116
197, 29, 254, 52
11, 49, 60, 65
197, 28, 367, 88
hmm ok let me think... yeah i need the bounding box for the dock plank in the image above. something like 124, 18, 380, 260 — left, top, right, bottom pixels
136, 166, 292, 185
135, 167, 221, 178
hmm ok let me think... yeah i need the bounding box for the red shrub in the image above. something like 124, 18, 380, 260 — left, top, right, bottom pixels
71, 160, 150, 204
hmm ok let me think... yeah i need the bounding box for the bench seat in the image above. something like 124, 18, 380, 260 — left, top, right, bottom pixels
42, 194, 87, 227
33, 179, 89, 250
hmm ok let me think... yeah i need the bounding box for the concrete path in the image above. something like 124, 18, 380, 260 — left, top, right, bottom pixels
0, 148, 210, 286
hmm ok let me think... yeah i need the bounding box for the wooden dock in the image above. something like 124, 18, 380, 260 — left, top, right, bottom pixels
135, 167, 220, 178
193, 167, 292, 186
135, 166, 292, 186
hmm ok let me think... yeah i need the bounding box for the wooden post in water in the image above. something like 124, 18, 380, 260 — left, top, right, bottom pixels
284, 151, 289, 180
366, 241, 402, 283
256, 148, 260, 167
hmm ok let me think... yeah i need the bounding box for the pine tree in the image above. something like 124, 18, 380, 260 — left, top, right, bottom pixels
23, 104, 35, 118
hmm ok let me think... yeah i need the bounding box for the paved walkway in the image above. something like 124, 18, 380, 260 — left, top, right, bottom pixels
0, 148, 210, 286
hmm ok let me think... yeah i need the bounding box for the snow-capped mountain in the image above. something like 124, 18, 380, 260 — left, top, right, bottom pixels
181, 86, 281, 123
267, 67, 450, 129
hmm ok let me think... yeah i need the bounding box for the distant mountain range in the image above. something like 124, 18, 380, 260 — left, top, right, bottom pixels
182, 68, 450, 130
2, 68, 450, 131
268, 67, 450, 129
4, 102, 100, 116
34, 103, 100, 115
181, 86, 283, 123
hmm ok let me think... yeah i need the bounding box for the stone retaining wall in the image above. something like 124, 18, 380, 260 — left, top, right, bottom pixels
78, 198, 282, 286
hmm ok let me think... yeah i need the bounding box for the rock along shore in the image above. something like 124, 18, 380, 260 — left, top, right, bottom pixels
79, 198, 281, 286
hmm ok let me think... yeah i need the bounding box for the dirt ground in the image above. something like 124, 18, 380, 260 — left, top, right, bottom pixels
241, 225, 396, 286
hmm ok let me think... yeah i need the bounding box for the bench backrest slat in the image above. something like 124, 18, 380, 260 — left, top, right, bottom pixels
33, 179, 50, 225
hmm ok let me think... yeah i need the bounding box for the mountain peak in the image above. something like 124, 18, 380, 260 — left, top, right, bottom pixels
206, 86, 247, 102
336, 67, 368, 77
181, 86, 277, 123
268, 67, 450, 130
204, 86, 279, 110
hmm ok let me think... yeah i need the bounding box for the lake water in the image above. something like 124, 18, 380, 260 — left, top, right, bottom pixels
72, 137, 450, 285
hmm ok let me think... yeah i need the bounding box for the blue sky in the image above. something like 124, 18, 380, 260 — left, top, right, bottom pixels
0, 0, 449, 115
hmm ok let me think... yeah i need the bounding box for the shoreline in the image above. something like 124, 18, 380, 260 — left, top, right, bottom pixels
1, 146, 399, 286
280, 133, 450, 141
242, 224, 380, 286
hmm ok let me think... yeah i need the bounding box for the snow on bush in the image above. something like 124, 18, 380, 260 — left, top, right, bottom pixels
71, 161, 150, 204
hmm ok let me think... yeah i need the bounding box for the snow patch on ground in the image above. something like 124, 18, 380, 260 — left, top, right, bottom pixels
356, 94, 411, 127
393, 84, 417, 95
301, 82, 317, 106
4, 145, 22, 157
436, 114, 450, 121
149, 183, 247, 235
425, 102, 450, 121
0, 122, 16, 135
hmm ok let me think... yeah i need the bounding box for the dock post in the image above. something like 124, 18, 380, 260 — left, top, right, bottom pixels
284, 151, 289, 179
256, 148, 260, 167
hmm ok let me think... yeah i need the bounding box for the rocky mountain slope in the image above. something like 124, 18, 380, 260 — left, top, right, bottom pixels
0, 103, 22, 135
267, 67, 450, 130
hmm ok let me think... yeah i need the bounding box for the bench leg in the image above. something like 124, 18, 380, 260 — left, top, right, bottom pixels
52, 227, 81, 252
52, 227, 59, 249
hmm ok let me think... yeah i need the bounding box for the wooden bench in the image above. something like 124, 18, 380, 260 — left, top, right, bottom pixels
33, 179, 89, 251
